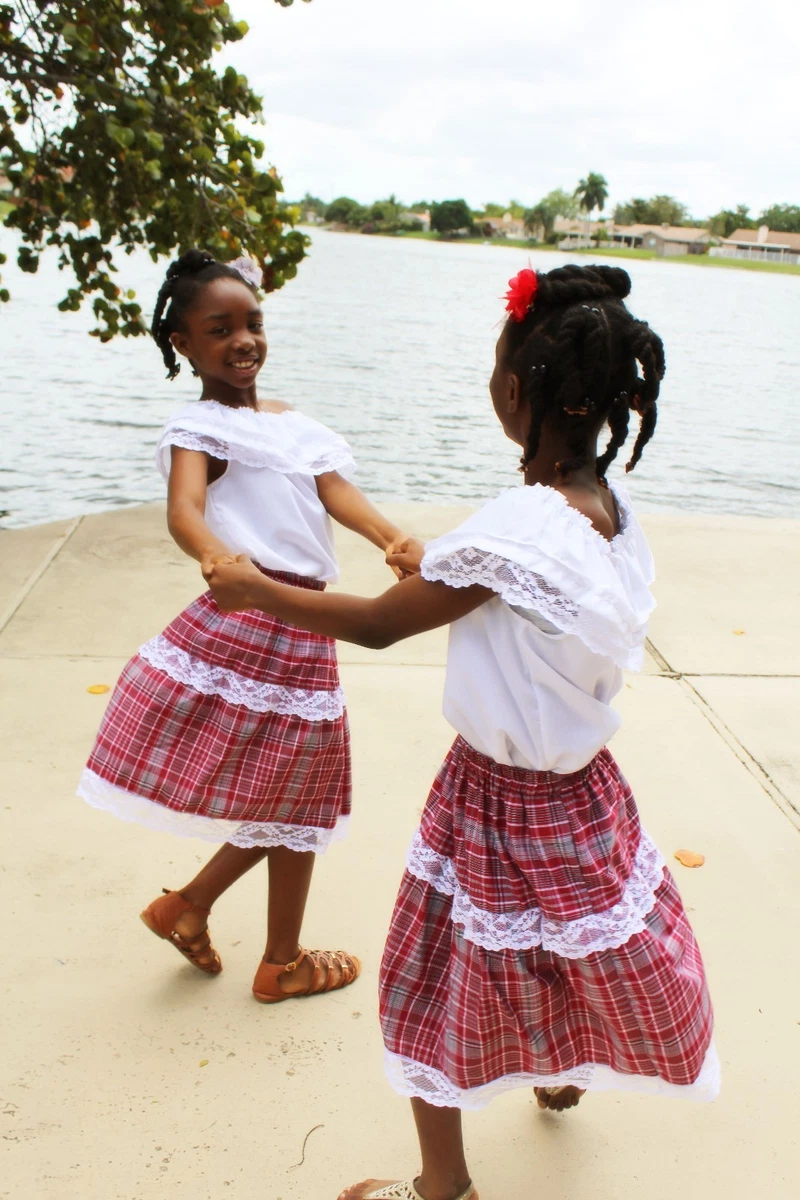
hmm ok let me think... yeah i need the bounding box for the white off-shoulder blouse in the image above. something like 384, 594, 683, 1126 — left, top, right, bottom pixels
421, 483, 656, 773
156, 400, 356, 582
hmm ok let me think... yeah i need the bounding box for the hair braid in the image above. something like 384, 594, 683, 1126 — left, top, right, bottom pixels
151, 275, 180, 380
596, 394, 630, 477
501, 264, 665, 479
624, 320, 665, 471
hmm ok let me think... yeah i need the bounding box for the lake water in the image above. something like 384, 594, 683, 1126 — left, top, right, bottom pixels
1, 228, 799, 528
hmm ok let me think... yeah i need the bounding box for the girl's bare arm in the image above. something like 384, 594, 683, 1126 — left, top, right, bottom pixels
166, 447, 234, 570
207, 556, 491, 649
315, 471, 422, 576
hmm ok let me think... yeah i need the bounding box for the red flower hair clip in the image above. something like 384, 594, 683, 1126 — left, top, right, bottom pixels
504, 268, 539, 322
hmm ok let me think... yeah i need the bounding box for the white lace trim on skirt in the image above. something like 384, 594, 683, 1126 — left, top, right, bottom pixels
384, 1041, 720, 1109
405, 828, 666, 957
78, 767, 349, 853
139, 634, 346, 722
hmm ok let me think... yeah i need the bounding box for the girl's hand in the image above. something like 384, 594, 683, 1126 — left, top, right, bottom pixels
207, 555, 263, 612
385, 535, 425, 579
201, 550, 237, 583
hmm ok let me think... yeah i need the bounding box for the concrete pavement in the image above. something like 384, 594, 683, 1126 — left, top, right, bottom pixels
1, 502, 798, 1200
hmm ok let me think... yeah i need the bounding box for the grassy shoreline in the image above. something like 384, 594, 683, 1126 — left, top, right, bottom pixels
306, 225, 800, 276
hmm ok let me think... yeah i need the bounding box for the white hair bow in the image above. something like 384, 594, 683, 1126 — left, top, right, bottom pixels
229, 257, 263, 289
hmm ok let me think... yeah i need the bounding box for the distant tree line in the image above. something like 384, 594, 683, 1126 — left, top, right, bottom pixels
295, 180, 800, 242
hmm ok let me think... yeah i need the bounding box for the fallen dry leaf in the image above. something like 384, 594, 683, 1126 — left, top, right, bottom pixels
86, 684, 110, 694
733, 629, 746, 636
674, 849, 705, 868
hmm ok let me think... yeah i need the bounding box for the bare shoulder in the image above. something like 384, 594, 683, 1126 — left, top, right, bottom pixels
555, 484, 620, 541
257, 399, 294, 415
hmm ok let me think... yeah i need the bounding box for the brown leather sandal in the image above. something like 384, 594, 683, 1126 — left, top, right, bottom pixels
252, 947, 360, 1003
140, 888, 222, 975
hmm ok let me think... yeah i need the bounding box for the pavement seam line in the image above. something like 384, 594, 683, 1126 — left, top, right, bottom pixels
678, 676, 800, 832
0, 517, 84, 636
646, 636, 798, 830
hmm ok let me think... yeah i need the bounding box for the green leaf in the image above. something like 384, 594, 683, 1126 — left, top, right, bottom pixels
105, 121, 135, 149
2, 0, 315, 340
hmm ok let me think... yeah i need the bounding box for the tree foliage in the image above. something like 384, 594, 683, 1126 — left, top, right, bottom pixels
574, 172, 608, 216
524, 188, 580, 240
298, 190, 326, 217
0, 0, 312, 339
757, 203, 800, 234
479, 199, 525, 220
613, 194, 688, 226
706, 204, 754, 238
324, 195, 367, 226
429, 198, 472, 236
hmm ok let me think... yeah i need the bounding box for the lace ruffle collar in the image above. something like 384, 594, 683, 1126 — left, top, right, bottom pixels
421, 483, 655, 670
156, 399, 356, 480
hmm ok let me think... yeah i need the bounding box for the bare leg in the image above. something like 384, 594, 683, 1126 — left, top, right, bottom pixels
262, 846, 316, 990
338, 1099, 472, 1200
165, 843, 268, 965
168, 842, 348, 992
411, 1098, 472, 1200
180, 842, 268, 910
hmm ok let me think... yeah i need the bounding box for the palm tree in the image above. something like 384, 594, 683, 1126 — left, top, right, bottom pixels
574, 173, 609, 243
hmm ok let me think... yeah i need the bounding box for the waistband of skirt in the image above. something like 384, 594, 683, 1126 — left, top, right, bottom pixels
452, 735, 612, 787
255, 565, 326, 591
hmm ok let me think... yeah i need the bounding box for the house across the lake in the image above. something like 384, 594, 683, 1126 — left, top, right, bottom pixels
476, 212, 527, 240
400, 209, 431, 232
711, 225, 800, 265
609, 224, 717, 255
556, 217, 719, 256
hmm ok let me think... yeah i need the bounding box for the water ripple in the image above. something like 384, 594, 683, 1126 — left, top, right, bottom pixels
1, 228, 799, 527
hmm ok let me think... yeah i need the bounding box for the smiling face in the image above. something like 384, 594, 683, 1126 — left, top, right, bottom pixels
169, 278, 267, 400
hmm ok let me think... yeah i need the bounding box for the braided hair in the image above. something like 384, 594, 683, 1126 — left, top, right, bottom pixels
151, 249, 259, 380
501, 264, 665, 477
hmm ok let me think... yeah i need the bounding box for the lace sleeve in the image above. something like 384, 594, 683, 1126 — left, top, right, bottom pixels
422, 547, 579, 624
422, 543, 647, 668
163, 429, 230, 461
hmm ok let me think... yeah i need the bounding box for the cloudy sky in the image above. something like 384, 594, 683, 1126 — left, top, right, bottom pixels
227, 0, 797, 220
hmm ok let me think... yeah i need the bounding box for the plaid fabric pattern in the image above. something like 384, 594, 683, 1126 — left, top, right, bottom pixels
379, 738, 714, 1094
419, 737, 642, 922
162, 569, 340, 692
85, 570, 350, 828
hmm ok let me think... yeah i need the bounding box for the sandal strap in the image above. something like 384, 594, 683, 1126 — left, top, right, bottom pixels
169, 929, 212, 958
305, 948, 359, 994
364, 1183, 475, 1200
364, 1183, 424, 1200
252, 946, 360, 1001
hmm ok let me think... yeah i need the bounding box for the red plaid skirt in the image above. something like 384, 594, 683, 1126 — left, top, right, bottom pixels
79, 570, 351, 851
379, 737, 716, 1107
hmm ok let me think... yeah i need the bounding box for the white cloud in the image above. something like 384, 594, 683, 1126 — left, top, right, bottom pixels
224, 0, 800, 218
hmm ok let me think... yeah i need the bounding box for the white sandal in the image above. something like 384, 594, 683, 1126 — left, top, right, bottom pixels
353, 1181, 477, 1200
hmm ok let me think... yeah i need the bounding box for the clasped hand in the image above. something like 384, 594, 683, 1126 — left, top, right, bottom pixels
205, 554, 262, 612
203, 536, 426, 613
384, 535, 425, 578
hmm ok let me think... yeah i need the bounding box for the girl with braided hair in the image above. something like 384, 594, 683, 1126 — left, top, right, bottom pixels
78, 249, 415, 1002
207, 263, 717, 1200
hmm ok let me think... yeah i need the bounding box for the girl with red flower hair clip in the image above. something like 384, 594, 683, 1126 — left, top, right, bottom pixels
208, 263, 717, 1200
